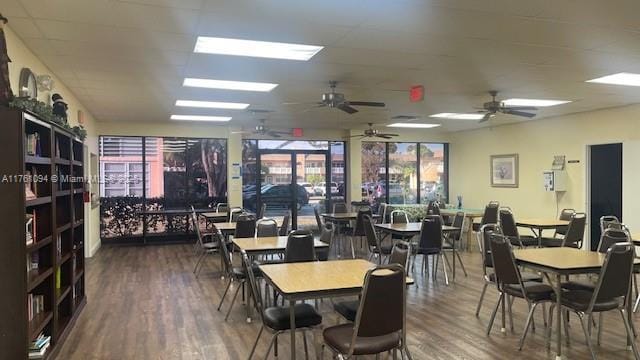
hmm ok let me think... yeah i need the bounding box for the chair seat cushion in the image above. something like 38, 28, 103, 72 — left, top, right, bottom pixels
263, 303, 322, 331
323, 323, 401, 355
232, 264, 262, 278
554, 289, 620, 312
561, 280, 596, 291
509, 235, 539, 247
540, 237, 564, 247
504, 282, 554, 301
334, 300, 359, 322
202, 242, 218, 250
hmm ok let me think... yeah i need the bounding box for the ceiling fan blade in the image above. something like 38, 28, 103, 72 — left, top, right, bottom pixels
378, 133, 399, 137
282, 101, 321, 106
231, 130, 252, 134
503, 106, 538, 111
337, 104, 358, 114
377, 134, 393, 139
478, 113, 493, 123
344, 134, 366, 139
267, 131, 282, 138
503, 109, 536, 118
347, 101, 386, 107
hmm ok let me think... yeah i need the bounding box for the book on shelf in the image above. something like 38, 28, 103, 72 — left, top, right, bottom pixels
27, 294, 45, 321
56, 234, 62, 258
25, 132, 41, 157
55, 138, 60, 158
25, 170, 36, 200
26, 213, 35, 246
28, 335, 50, 359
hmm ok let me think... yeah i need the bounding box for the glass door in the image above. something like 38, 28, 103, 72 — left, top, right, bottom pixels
255, 150, 330, 230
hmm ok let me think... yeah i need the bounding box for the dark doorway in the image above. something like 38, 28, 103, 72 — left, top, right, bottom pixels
589, 143, 623, 250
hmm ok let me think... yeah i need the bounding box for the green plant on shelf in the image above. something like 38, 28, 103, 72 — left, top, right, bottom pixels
8, 97, 87, 141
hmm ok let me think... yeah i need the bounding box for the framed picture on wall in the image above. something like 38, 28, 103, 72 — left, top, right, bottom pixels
491, 154, 519, 188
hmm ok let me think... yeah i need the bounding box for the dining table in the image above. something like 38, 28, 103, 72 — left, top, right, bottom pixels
214, 219, 281, 239
320, 213, 379, 258
514, 247, 640, 360
232, 235, 328, 256
258, 259, 414, 360
516, 218, 570, 247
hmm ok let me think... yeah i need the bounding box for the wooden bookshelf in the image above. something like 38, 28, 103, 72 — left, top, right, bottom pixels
0, 109, 86, 359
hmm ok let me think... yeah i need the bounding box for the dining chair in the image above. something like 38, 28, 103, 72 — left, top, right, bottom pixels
243, 250, 322, 360
316, 223, 334, 261
499, 208, 538, 247
351, 207, 372, 252
191, 210, 220, 277
314, 206, 324, 231
323, 264, 412, 359
256, 218, 278, 237
444, 211, 468, 277
388, 240, 411, 269
415, 215, 451, 284
473, 201, 500, 231
600, 215, 622, 233
216, 203, 229, 213
284, 230, 316, 263
487, 233, 553, 350
257, 203, 267, 219
278, 211, 291, 236
333, 202, 349, 213
364, 215, 393, 264
549, 243, 639, 360
540, 213, 586, 248
229, 207, 244, 222
540, 209, 576, 246
428, 201, 441, 216
390, 210, 409, 224
235, 216, 257, 238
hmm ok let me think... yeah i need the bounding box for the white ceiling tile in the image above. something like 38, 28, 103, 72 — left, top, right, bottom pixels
113, 0, 204, 11
7, 17, 42, 38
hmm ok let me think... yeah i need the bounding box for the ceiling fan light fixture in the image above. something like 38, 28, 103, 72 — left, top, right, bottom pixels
183, 78, 278, 92
194, 36, 323, 61
429, 113, 485, 120
502, 98, 571, 107
387, 123, 440, 129
175, 100, 249, 110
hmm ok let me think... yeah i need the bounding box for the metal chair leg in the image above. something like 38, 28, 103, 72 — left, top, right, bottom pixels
454, 250, 468, 276
597, 312, 603, 346
507, 295, 515, 332
263, 333, 278, 360
563, 309, 571, 345
193, 251, 206, 276
440, 254, 449, 285
577, 313, 597, 360
546, 304, 555, 350
248, 325, 264, 360
217, 279, 232, 311
519, 302, 539, 350
225, 282, 242, 321
620, 308, 640, 359
476, 282, 488, 317
487, 292, 503, 335
303, 331, 309, 360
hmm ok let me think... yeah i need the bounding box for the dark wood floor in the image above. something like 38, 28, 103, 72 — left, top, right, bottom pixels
57, 243, 640, 359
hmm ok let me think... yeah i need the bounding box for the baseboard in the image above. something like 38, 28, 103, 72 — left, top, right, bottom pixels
88, 238, 101, 257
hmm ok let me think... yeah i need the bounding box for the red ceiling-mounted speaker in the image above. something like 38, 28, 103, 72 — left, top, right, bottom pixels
409, 85, 424, 103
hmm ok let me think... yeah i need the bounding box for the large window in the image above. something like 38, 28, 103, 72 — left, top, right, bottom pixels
99, 136, 227, 241
361, 141, 448, 205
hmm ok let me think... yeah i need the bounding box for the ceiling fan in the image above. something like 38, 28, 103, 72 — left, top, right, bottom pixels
477, 90, 538, 123
347, 123, 398, 139
231, 119, 290, 138
284, 81, 386, 114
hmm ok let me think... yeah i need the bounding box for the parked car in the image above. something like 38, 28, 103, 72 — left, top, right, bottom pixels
243, 184, 309, 210
299, 182, 316, 196
314, 182, 339, 196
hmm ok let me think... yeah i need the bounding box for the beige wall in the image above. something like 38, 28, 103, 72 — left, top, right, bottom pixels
449, 104, 640, 247
5, 25, 101, 257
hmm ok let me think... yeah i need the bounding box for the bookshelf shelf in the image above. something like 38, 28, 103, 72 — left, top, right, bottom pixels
26, 196, 52, 207
28, 311, 52, 341
26, 236, 52, 253
25, 156, 51, 165
1, 109, 86, 359
27, 267, 53, 292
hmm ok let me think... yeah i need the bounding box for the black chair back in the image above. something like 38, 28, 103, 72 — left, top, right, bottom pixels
390, 210, 408, 224
478, 224, 501, 270
333, 202, 349, 214
241, 250, 265, 322
481, 201, 500, 226
314, 207, 324, 230
216, 203, 229, 213
417, 215, 443, 252
235, 217, 256, 238
256, 218, 278, 237
190, 209, 203, 245
498, 208, 519, 238
597, 228, 630, 253
592, 243, 635, 306
354, 264, 405, 340
353, 208, 372, 236
258, 203, 267, 219
488, 233, 521, 286
319, 223, 334, 244
427, 201, 441, 216
451, 211, 465, 241
363, 215, 381, 255
218, 225, 233, 273
388, 240, 410, 269
229, 207, 244, 222
279, 211, 291, 236
600, 215, 621, 233
555, 208, 576, 236
284, 230, 315, 263
561, 213, 586, 248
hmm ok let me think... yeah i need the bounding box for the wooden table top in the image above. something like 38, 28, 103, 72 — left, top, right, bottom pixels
515, 247, 640, 274
215, 220, 281, 232
233, 236, 328, 252
259, 259, 413, 296
139, 208, 214, 215
320, 213, 380, 221
375, 222, 459, 234
200, 212, 228, 219
440, 208, 484, 217
516, 218, 570, 228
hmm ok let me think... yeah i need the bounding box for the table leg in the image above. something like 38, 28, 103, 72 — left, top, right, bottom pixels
556, 274, 562, 360
290, 300, 297, 360
466, 218, 474, 251
452, 237, 456, 281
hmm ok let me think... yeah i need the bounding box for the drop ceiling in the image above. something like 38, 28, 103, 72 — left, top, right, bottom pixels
3, 0, 640, 132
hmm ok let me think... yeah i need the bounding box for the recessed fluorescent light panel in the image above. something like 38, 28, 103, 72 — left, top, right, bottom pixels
175, 100, 249, 110
586, 72, 640, 87
170, 115, 232, 122
194, 36, 324, 61
387, 123, 441, 129
183, 78, 278, 92
429, 113, 485, 120
503, 98, 571, 107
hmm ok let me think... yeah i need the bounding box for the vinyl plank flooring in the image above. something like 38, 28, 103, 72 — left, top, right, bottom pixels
56, 244, 639, 359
